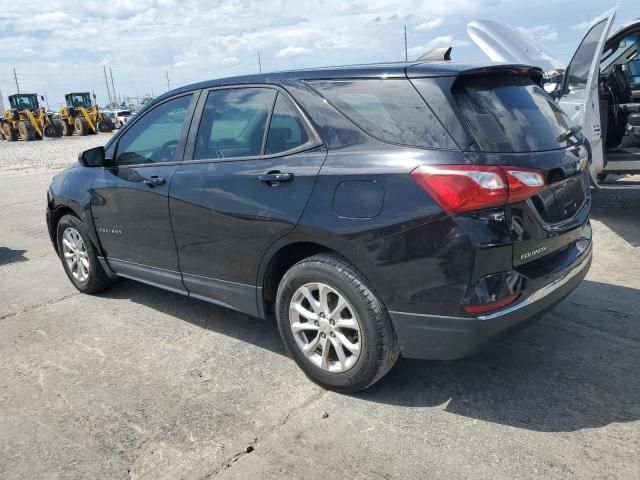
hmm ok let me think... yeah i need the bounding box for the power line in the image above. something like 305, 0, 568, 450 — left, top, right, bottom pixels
103, 66, 113, 105
109, 68, 118, 106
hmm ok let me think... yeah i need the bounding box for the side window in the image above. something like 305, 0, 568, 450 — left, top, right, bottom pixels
308, 79, 457, 149
564, 19, 607, 94
114, 95, 192, 166
194, 88, 276, 160
265, 93, 310, 154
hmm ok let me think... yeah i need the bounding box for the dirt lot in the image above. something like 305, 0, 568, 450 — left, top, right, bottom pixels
1, 136, 639, 479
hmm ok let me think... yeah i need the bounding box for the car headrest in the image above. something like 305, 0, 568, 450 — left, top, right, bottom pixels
269, 127, 292, 141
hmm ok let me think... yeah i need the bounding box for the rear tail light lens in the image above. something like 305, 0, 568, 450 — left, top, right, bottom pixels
504, 168, 546, 203
411, 165, 546, 215
462, 293, 520, 314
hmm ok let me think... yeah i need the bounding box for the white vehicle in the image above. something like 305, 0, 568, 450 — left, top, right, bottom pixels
103, 109, 133, 129
468, 7, 640, 183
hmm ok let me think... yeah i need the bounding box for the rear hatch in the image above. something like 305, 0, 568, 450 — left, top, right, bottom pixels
410, 67, 591, 269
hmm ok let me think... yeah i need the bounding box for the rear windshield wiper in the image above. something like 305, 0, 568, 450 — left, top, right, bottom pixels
557, 125, 583, 142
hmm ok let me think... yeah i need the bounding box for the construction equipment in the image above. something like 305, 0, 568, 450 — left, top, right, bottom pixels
59, 92, 114, 136
1, 94, 63, 141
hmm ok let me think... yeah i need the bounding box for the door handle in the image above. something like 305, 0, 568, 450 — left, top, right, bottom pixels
258, 172, 294, 185
144, 175, 166, 187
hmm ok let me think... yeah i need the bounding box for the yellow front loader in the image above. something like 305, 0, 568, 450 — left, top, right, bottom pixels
59, 92, 114, 136
1, 94, 62, 141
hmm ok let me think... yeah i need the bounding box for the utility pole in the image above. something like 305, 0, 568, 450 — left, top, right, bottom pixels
109, 68, 117, 106
13, 67, 20, 93
166, 71, 171, 91
258, 52, 262, 73
404, 25, 408, 62
103, 66, 112, 106
44, 92, 51, 111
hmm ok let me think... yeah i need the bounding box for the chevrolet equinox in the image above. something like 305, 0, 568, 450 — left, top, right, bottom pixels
47, 61, 593, 392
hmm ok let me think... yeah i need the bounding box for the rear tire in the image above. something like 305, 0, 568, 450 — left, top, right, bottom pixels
97, 116, 114, 132
74, 117, 89, 136
1, 122, 18, 141
18, 120, 37, 141
43, 123, 61, 138
276, 253, 399, 392
56, 214, 113, 294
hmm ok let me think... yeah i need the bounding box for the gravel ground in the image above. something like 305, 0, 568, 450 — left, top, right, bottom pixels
0, 134, 111, 173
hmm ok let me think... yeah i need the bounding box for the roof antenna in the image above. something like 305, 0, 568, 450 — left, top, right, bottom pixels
416, 46, 452, 62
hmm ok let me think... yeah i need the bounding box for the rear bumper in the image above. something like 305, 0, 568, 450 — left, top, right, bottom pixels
389, 245, 592, 360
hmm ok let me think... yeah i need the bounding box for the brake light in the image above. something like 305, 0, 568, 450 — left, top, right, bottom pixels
411, 165, 546, 215
504, 168, 546, 203
462, 293, 520, 314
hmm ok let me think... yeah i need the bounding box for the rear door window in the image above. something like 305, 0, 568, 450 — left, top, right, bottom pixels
453, 75, 579, 153
194, 88, 276, 160
307, 79, 457, 149
265, 93, 311, 154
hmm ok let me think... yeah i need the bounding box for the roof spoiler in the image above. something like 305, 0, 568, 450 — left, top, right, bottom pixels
416, 46, 452, 62
457, 65, 545, 86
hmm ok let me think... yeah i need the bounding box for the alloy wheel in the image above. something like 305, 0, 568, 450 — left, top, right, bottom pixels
61, 227, 90, 282
289, 282, 362, 373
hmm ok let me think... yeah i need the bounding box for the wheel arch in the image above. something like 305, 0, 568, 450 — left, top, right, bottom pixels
49, 204, 82, 252
258, 240, 352, 319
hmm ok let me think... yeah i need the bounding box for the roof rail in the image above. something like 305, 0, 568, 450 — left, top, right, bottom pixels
416, 46, 452, 62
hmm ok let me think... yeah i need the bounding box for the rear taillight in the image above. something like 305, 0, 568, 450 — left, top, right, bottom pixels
411, 165, 546, 215
462, 293, 520, 315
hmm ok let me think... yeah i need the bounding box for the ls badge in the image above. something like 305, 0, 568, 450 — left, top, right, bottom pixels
97, 227, 123, 235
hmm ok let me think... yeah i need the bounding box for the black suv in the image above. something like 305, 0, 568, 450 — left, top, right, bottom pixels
47, 61, 592, 392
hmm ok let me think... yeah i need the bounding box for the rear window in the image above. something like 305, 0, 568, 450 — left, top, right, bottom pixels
307, 79, 457, 149
453, 75, 579, 153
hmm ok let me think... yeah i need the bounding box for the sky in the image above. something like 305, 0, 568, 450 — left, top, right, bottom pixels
0, 0, 637, 109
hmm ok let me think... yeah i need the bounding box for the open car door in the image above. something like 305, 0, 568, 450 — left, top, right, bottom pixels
468, 8, 618, 183
556, 8, 617, 183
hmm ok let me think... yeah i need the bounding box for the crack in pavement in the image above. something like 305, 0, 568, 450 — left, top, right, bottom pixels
199, 389, 328, 479
0, 292, 80, 321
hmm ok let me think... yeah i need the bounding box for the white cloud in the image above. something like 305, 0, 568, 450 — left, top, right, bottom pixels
407, 34, 470, 57
221, 56, 240, 65
516, 24, 558, 43
0, 0, 494, 103
415, 18, 443, 31
572, 21, 590, 31
276, 45, 312, 58
14, 11, 81, 31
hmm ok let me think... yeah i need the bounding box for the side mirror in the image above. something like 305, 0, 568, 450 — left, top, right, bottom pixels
41, 95, 45, 101
78, 146, 106, 167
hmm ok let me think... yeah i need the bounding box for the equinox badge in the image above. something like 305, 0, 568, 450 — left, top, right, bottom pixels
520, 246, 547, 261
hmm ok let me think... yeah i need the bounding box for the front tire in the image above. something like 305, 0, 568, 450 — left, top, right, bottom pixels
276, 253, 399, 392
61, 120, 73, 136
56, 214, 113, 294
74, 117, 89, 136
18, 120, 37, 141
